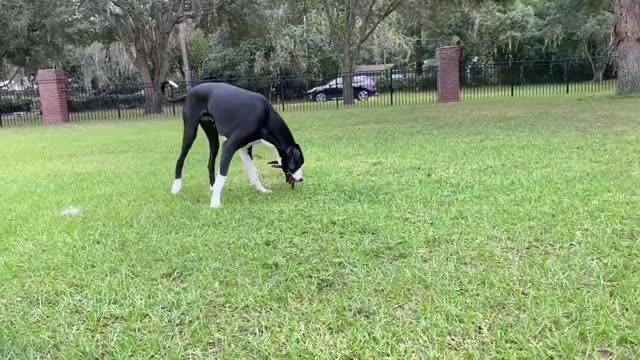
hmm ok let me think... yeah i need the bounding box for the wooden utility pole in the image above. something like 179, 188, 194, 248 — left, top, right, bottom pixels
179, 0, 193, 90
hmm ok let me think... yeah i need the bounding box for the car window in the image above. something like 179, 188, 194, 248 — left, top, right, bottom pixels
327, 78, 342, 87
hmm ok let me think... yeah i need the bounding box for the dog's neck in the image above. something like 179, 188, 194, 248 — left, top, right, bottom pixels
264, 110, 296, 155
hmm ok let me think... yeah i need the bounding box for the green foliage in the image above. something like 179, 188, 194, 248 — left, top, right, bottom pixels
67, 93, 146, 112
474, 1, 543, 61
0, 0, 619, 84
0, 0, 93, 71
0, 97, 34, 114
376, 72, 438, 92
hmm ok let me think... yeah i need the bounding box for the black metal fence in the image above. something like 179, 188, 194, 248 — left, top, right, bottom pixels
462, 57, 616, 100
67, 83, 179, 122
0, 57, 617, 128
172, 66, 440, 113
0, 88, 42, 127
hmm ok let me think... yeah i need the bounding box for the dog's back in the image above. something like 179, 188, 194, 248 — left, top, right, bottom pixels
186, 82, 271, 136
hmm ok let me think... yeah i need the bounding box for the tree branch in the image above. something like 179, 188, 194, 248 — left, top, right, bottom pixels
323, 0, 343, 54
358, 0, 378, 42
0, 67, 21, 89
358, 0, 401, 46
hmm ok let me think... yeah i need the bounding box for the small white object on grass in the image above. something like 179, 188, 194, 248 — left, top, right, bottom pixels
61, 206, 82, 217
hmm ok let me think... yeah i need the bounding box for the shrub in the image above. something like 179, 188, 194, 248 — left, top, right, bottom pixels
0, 98, 34, 114
377, 73, 438, 93
67, 93, 146, 112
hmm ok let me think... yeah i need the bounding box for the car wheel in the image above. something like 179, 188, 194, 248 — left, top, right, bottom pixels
315, 92, 327, 102
356, 89, 370, 101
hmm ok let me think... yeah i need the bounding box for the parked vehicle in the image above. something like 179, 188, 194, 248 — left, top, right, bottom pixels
307, 75, 377, 102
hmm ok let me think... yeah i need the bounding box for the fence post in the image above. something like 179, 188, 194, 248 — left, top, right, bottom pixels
0, 92, 3, 127
564, 60, 569, 94
437, 46, 461, 103
510, 62, 515, 97
280, 77, 285, 112
389, 68, 394, 106
336, 71, 340, 109
35, 69, 70, 125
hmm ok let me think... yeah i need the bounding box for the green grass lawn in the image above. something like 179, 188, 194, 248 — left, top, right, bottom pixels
1, 95, 639, 358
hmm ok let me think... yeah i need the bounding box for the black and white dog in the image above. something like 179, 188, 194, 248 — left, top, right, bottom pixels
161, 81, 304, 208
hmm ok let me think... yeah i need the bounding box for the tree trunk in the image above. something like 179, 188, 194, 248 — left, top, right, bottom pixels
139, 63, 164, 114
341, 57, 355, 105
614, 0, 640, 94
415, 26, 424, 76
179, 22, 192, 91
593, 63, 605, 82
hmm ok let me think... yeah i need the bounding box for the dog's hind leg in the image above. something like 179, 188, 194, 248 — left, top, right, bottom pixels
200, 120, 219, 191
239, 147, 270, 193
172, 110, 200, 194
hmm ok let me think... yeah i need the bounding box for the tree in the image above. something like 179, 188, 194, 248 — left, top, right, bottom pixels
580, 13, 614, 81
0, 0, 81, 76
538, 0, 613, 81
399, 0, 472, 72
362, 13, 414, 65
613, 0, 640, 93
474, 1, 542, 62
89, 0, 193, 113
321, 0, 402, 104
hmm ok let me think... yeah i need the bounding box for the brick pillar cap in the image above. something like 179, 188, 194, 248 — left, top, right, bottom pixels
36, 69, 67, 82
437, 46, 461, 56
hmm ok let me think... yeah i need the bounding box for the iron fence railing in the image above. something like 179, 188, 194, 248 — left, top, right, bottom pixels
0, 88, 42, 127
461, 57, 616, 100
0, 57, 618, 128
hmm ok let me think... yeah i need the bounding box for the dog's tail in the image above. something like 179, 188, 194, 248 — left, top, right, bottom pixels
161, 80, 187, 103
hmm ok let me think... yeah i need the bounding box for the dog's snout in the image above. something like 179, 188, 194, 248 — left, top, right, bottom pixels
291, 168, 303, 182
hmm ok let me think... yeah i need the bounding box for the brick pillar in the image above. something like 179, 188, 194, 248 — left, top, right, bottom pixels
36, 69, 69, 125
437, 46, 461, 103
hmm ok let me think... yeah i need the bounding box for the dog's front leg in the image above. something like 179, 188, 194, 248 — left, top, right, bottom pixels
210, 142, 237, 209
239, 147, 270, 193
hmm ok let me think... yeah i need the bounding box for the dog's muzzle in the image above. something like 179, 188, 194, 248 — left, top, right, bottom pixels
269, 161, 303, 189
286, 173, 303, 189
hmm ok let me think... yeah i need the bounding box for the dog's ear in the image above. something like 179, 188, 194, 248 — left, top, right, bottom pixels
268, 161, 282, 169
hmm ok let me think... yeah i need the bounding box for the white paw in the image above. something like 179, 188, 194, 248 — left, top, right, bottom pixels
257, 187, 272, 193
210, 202, 222, 209
171, 179, 182, 194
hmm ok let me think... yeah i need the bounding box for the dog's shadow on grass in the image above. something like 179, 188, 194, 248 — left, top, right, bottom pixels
168, 182, 301, 209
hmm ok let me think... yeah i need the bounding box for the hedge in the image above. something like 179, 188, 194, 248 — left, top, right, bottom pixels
0, 98, 34, 114
67, 94, 146, 112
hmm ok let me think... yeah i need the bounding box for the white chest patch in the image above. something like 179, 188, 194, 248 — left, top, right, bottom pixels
244, 139, 275, 148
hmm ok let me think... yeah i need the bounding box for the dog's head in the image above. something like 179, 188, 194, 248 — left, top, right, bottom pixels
269, 144, 304, 188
